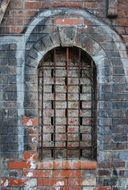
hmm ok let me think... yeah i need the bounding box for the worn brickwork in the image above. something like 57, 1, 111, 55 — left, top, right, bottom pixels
0, 0, 128, 190
0, 0, 128, 48
0, 43, 18, 158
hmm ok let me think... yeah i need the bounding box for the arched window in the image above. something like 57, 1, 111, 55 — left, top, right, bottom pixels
38, 47, 97, 160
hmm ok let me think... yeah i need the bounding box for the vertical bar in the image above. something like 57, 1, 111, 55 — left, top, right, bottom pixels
93, 62, 97, 159
91, 59, 95, 159
91, 59, 93, 159
78, 48, 81, 159
41, 67, 44, 160
38, 69, 41, 158
66, 47, 69, 159
53, 49, 56, 159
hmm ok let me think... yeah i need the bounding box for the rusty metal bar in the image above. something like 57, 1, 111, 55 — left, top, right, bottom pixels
66, 47, 69, 159
78, 48, 82, 159
92, 60, 97, 159
53, 49, 56, 159
91, 59, 96, 159
38, 69, 41, 158
40, 66, 44, 160
91, 59, 93, 159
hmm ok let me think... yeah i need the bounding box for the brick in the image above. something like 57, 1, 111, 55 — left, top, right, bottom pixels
22, 116, 39, 126
25, 2, 42, 9
94, 188, 111, 190
68, 126, 79, 133
38, 178, 67, 186
68, 118, 79, 125
53, 170, 81, 177
81, 161, 97, 170
68, 134, 79, 141
82, 118, 92, 125
68, 161, 81, 169
98, 170, 111, 176
68, 178, 81, 186
24, 170, 52, 178
9, 178, 25, 186
38, 161, 53, 169
42, 1, 82, 9
55, 18, 84, 26
55, 134, 66, 141
56, 126, 66, 133
113, 161, 125, 168
23, 151, 37, 161
62, 161, 70, 169
8, 161, 30, 169
98, 162, 112, 169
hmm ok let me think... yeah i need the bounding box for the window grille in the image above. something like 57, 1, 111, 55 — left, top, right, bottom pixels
38, 47, 97, 160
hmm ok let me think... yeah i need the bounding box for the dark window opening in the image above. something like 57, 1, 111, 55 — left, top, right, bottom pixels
38, 47, 97, 160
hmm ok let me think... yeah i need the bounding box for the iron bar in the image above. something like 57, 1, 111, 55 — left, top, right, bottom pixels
40, 66, 44, 160
53, 49, 56, 159
66, 47, 69, 159
78, 48, 81, 159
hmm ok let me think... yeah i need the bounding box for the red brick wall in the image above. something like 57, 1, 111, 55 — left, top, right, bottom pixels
0, 0, 128, 48
4, 154, 96, 189
1, 0, 128, 37
0, 1, 128, 190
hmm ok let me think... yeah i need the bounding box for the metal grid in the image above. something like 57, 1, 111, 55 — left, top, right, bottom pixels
38, 47, 96, 160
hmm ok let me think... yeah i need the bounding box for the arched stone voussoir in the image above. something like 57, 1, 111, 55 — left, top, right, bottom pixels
92, 50, 111, 68
26, 32, 61, 68
25, 56, 38, 69
33, 32, 60, 52
74, 33, 112, 68
27, 45, 60, 69
25, 44, 46, 69
75, 34, 102, 56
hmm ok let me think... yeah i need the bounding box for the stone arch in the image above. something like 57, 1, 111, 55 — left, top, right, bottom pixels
24, 8, 128, 81
24, 8, 128, 165
25, 31, 113, 86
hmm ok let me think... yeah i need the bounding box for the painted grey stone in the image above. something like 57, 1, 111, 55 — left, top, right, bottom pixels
59, 26, 77, 46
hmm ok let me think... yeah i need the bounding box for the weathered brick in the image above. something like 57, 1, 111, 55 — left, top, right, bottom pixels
1, 1, 128, 190
9, 178, 26, 186
23, 151, 37, 161
68, 178, 81, 186
8, 161, 30, 169
94, 187, 111, 190
22, 116, 39, 127
24, 169, 52, 178
98, 170, 111, 176
53, 170, 81, 177
55, 18, 84, 26
38, 178, 67, 186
